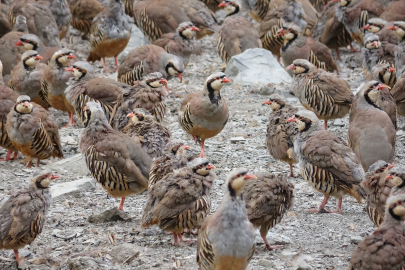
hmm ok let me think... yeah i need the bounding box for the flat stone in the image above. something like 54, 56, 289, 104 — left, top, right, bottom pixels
50, 178, 97, 200
110, 243, 142, 264
350, 236, 363, 244
88, 208, 132, 224
225, 48, 292, 86
258, 259, 275, 268
333, 119, 345, 127
230, 137, 246, 143
293, 259, 313, 270
46, 154, 89, 176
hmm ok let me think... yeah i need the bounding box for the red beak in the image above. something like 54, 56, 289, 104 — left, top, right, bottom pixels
276, 28, 284, 36
218, 2, 226, 7
192, 26, 200, 31
244, 173, 257, 180
221, 77, 232, 83
372, 41, 379, 47
388, 164, 395, 169
65, 67, 74, 72
15, 41, 23, 46
206, 164, 216, 170
385, 175, 393, 180
159, 78, 170, 93
23, 101, 30, 107
68, 54, 76, 59
262, 100, 272, 105
286, 116, 296, 122
286, 64, 295, 71
176, 73, 183, 83
389, 67, 395, 72
51, 174, 60, 180
127, 113, 134, 118
389, 25, 396, 30
377, 83, 389, 90
361, 24, 370, 30
183, 145, 190, 150
35, 55, 43, 60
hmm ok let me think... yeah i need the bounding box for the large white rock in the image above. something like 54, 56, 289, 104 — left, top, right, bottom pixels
50, 177, 97, 200
225, 48, 292, 86
46, 154, 89, 176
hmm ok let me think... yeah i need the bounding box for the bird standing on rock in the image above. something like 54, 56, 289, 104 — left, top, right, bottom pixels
80, 101, 151, 211
178, 72, 231, 158
196, 168, 256, 270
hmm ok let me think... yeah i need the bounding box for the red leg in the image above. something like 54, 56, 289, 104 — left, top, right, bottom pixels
199, 141, 206, 158
36, 159, 40, 167
277, 56, 280, 63
323, 120, 328, 130
0, 150, 12, 161
11, 151, 18, 160
118, 197, 125, 211
261, 232, 284, 250
177, 233, 196, 244
14, 250, 20, 265
26, 160, 33, 168
172, 233, 180, 245
335, 49, 342, 61
331, 197, 343, 214
349, 44, 360, 52
308, 195, 331, 213
63, 112, 76, 128
288, 163, 295, 177
102, 57, 109, 73
114, 56, 119, 72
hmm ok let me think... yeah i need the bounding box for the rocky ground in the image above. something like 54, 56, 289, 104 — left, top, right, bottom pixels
1, 22, 405, 270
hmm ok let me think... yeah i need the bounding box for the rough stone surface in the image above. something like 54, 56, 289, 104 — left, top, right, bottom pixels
88, 208, 133, 223
50, 178, 97, 200
68, 257, 101, 270
46, 154, 89, 176
225, 48, 292, 86
111, 243, 142, 264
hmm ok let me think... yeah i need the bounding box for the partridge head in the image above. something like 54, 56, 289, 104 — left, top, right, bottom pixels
188, 157, 216, 176
218, 0, 241, 16
177, 22, 200, 39
144, 72, 169, 93
15, 34, 42, 51
362, 18, 388, 34
31, 169, 60, 189
52, 49, 76, 66
286, 110, 319, 133
386, 193, 405, 221
286, 59, 317, 74
15, 95, 34, 114
262, 94, 286, 111
276, 23, 302, 42
163, 55, 184, 82
385, 167, 405, 190
127, 108, 153, 123
225, 167, 257, 197
21, 50, 43, 69
364, 34, 381, 49
65, 61, 94, 81
389, 21, 405, 40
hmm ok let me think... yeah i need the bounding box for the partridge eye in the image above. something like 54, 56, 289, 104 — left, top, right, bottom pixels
288, 28, 292, 31
299, 117, 304, 120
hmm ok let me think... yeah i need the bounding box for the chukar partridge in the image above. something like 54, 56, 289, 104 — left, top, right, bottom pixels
8, 50, 50, 109
391, 71, 405, 117
141, 158, 216, 245
0, 60, 19, 162
178, 72, 231, 157
111, 72, 168, 130
198, 0, 222, 12
154, 22, 201, 68
196, 168, 256, 269
216, 0, 262, 66
68, 0, 105, 39
262, 94, 299, 177
148, 140, 193, 189
6, 95, 63, 168
64, 61, 131, 125
244, 172, 294, 250
41, 49, 76, 128
39, 0, 71, 40
348, 193, 405, 270
0, 170, 58, 266
0, 4, 11, 38
370, 62, 396, 88
360, 160, 395, 227
362, 18, 398, 45
80, 101, 151, 210
348, 81, 396, 171
389, 21, 405, 78
87, 0, 132, 73
380, 0, 405, 22
287, 59, 353, 129
15, 34, 61, 65
118, 45, 184, 86
278, 23, 338, 72
124, 108, 171, 159
385, 167, 405, 197
287, 110, 365, 213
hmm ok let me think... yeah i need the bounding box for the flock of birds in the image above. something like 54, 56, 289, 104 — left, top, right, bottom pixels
0, 0, 405, 269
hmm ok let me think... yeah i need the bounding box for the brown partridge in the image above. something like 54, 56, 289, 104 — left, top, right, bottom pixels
288, 110, 365, 213
262, 94, 299, 177
389, 21, 405, 78
278, 23, 338, 72
148, 140, 193, 189
380, 0, 405, 22
0, 60, 19, 162
80, 101, 152, 211
196, 168, 256, 269
216, 0, 262, 65
385, 167, 405, 196
370, 62, 396, 88
111, 72, 168, 130
0, 4, 11, 38
141, 158, 216, 245
0, 170, 58, 266
124, 108, 171, 159
8, 0, 61, 47
68, 0, 105, 39
15, 33, 61, 65
288, 59, 353, 129
348, 81, 396, 171
244, 172, 294, 250
39, 0, 71, 40
348, 193, 405, 270
361, 18, 398, 45
178, 72, 231, 157
41, 49, 76, 128
87, 0, 132, 73
118, 45, 184, 86
390, 71, 405, 117
198, 0, 222, 12
360, 160, 395, 227
64, 61, 132, 125
8, 50, 50, 109
6, 95, 63, 168
153, 22, 201, 68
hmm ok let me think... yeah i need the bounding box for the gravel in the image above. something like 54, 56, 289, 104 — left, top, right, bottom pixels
1, 22, 405, 270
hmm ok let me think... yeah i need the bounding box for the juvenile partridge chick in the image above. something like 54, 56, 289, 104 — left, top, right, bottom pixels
154, 22, 201, 68
244, 172, 294, 250
262, 94, 299, 177
8, 50, 50, 109
178, 72, 231, 157
0, 170, 58, 266
80, 101, 151, 210
149, 140, 193, 189
385, 167, 405, 197
197, 168, 256, 270
87, 0, 132, 73
111, 72, 168, 130
64, 61, 131, 125
361, 160, 395, 227
124, 108, 171, 159
118, 45, 184, 86
15, 34, 61, 65
278, 23, 338, 72
216, 0, 262, 66
141, 158, 216, 245
348, 81, 396, 171
288, 110, 365, 213
41, 49, 76, 128
288, 59, 353, 129
348, 193, 405, 270
0, 60, 19, 162
389, 21, 405, 78
370, 62, 396, 88
6, 95, 63, 168
362, 18, 398, 45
